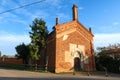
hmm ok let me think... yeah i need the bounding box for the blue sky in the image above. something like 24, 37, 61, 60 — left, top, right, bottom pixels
0, 0, 120, 55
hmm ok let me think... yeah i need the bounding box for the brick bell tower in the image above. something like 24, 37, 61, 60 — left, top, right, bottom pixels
72, 4, 78, 21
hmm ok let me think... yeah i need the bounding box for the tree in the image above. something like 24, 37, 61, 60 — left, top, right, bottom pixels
95, 44, 120, 73
29, 18, 48, 63
95, 54, 120, 73
0, 51, 1, 57
97, 43, 120, 59
29, 44, 39, 61
15, 43, 29, 64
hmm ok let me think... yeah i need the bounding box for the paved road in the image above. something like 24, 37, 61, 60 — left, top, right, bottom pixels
0, 68, 120, 80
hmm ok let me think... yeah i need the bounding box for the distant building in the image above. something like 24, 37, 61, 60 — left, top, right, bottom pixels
103, 48, 120, 60
40, 4, 96, 73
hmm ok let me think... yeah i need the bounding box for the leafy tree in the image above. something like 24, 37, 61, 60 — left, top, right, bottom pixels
0, 51, 1, 57
96, 43, 120, 61
95, 44, 120, 73
15, 43, 29, 64
29, 44, 39, 61
95, 55, 120, 73
29, 18, 48, 62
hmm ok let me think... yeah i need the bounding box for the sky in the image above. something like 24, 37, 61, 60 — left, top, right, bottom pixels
0, 0, 120, 56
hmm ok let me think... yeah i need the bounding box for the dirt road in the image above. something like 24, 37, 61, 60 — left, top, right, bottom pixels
0, 68, 119, 80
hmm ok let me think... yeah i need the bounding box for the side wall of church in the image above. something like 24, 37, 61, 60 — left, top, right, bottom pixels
46, 32, 56, 72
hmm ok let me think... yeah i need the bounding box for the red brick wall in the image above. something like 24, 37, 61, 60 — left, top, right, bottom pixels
46, 32, 56, 72
0, 58, 23, 65
0, 58, 2, 63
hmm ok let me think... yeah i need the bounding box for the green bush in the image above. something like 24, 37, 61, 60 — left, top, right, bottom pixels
95, 55, 120, 74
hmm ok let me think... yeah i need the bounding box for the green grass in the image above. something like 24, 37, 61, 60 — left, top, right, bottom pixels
56, 71, 106, 76
1, 65, 25, 70
0, 64, 46, 73
56, 71, 88, 75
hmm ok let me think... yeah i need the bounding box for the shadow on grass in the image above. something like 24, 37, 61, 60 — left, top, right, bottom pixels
0, 64, 46, 73
0, 77, 105, 80
56, 71, 120, 77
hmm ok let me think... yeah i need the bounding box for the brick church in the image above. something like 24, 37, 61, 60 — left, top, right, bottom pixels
40, 4, 96, 73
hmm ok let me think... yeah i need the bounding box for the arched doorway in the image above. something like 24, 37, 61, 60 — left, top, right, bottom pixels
74, 57, 81, 71
71, 48, 84, 71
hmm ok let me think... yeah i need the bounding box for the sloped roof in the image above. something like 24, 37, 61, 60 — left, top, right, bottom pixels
54, 20, 94, 37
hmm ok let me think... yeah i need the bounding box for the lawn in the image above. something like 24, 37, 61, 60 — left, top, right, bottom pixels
0, 64, 46, 72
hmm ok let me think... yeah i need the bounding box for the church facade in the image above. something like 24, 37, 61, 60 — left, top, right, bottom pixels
43, 5, 96, 73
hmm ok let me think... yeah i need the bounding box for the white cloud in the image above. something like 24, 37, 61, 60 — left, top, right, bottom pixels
0, 34, 30, 42
31, 11, 49, 20
0, 13, 17, 23
0, 0, 50, 25
79, 7, 84, 10
56, 13, 70, 20
0, 32, 30, 55
97, 21, 120, 33
94, 33, 120, 49
0, 11, 28, 25
45, 0, 62, 7
113, 22, 119, 26
0, 0, 19, 9
1, 0, 7, 6
0, 0, 32, 25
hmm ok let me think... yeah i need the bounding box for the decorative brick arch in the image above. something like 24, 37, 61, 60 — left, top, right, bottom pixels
71, 48, 84, 71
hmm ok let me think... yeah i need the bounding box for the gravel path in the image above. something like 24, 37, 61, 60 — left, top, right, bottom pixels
0, 68, 119, 80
